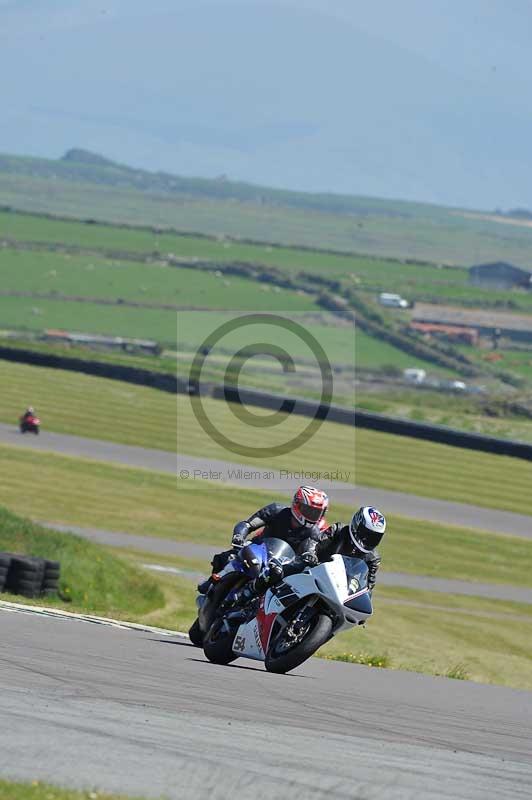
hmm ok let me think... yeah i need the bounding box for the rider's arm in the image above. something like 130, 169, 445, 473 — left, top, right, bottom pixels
297, 530, 325, 566
313, 522, 343, 562
282, 555, 313, 577
366, 550, 381, 589
232, 502, 284, 547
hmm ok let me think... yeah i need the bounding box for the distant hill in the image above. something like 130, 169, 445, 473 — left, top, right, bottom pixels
0, 148, 433, 218
1, 149, 532, 267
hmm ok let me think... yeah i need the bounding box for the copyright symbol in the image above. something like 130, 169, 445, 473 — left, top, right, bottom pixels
188, 313, 333, 459
179, 469, 190, 479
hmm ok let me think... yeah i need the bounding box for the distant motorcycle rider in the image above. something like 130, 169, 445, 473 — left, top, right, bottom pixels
22, 406, 35, 421
198, 485, 330, 595
232, 505, 386, 607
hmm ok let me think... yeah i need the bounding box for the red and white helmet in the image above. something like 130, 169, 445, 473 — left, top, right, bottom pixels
291, 485, 329, 527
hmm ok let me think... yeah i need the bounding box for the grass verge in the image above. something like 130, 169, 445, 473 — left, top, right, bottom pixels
1, 446, 531, 589
319, 584, 532, 690
0, 779, 152, 800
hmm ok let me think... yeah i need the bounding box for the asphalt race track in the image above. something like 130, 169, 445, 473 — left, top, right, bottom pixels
1, 423, 532, 539
1, 607, 532, 800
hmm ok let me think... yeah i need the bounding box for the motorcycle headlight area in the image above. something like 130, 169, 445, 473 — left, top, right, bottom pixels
343, 592, 372, 615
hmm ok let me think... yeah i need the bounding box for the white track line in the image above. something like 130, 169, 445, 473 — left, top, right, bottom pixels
0, 598, 190, 638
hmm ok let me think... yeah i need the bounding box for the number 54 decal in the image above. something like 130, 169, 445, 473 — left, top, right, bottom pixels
233, 635, 246, 652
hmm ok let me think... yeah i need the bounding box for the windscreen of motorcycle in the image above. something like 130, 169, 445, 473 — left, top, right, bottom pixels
262, 537, 297, 566
342, 557, 369, 594
342, 557, 373, 616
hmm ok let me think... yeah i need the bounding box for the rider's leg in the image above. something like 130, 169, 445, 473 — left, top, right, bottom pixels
197, 547, 236, 594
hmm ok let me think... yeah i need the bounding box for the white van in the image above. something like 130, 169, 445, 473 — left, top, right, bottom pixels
378, 292, 409, 309
403, 368, 426, 384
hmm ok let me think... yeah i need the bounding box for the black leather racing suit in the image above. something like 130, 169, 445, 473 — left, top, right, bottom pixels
211, 502, 324, 574
315, 522, 381, 589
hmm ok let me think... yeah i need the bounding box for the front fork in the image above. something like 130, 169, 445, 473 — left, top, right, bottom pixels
195, 594, 206, 611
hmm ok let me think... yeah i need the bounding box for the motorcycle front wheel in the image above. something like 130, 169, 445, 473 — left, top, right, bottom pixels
265, 612, 332, 674
203, 618, 238, 665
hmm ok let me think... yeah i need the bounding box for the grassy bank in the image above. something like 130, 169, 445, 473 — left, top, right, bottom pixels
1, 447, 530, 589
0, 506, 163, 618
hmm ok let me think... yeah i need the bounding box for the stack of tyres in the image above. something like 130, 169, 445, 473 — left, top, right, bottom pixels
0, 553, 12, 592
5, 556, 46, 598
0, 554, 61, 598
42, 559, 61, 596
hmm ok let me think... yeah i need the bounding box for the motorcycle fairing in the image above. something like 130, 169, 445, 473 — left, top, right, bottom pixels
230, 555, 372, 662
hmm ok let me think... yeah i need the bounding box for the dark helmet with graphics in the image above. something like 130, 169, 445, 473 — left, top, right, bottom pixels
349, 507, 386, 552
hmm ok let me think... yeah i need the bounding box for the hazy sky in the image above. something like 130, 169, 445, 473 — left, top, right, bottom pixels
1, 0, 531, 209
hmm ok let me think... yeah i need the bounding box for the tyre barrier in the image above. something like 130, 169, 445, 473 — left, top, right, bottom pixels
0, 552, 12, 592
0, 554, 61, 598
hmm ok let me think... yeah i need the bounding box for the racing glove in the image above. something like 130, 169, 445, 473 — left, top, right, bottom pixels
300, 549, 319, 567
368, 566, 378, 590
267, 557, 284, 585
232, 521, 250, 549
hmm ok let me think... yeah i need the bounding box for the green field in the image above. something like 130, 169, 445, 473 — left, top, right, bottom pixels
2, 154, 532, 266
0, 218, 456, 372
0, 297, 441, 373
5, 207, 532, 397
1, 361, 531, 512
0, 247, 316, 309
5, 209, 532, 312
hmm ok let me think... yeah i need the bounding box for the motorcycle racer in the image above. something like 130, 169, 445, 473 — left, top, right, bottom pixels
231, 506, 386, 607
197, 486, 330, 595
22, 406, 35, 421
314, 506, 385, 590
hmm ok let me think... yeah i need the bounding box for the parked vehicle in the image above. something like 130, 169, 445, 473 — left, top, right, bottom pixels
403, 368, 426, 384
202, 553, 373, 674
378, 292, 409, 309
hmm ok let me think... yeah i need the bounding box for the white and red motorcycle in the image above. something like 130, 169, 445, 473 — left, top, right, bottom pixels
202, 540, 373, 674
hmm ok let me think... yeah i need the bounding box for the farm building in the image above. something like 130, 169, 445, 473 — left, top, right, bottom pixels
469, 261, 532, 290
410, 321, 479, 345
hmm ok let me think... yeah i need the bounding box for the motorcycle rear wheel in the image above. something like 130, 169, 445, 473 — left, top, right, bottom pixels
203, 618, 238, 665
265, 612, 332, 674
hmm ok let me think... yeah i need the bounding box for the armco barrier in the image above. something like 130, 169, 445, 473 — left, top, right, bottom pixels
216, 385, 532, 461
2, 347, 532, 461
0, 346, 183, 393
